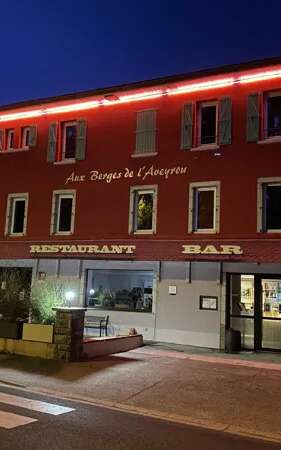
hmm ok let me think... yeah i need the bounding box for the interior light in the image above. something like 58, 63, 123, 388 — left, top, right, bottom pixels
89, 289, 95, 295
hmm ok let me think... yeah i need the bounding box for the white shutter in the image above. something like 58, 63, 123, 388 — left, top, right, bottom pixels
247, 93, 260, 142
135, 110, 156, 154
47, 123, 58, 162
28, 126, 37, 147
218, 97, 232, 145
181, 103, 193, 149
75, 120, 87, 160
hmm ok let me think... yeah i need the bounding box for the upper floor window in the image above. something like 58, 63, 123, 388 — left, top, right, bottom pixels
257, 178, 281, 232
266, 92, 281, 138
6, 129, 15, 150
188, 181, 220, 233
129, 186, 157, 234
50, 190, 76, 235
5, 193, 28, 236
134, 110, 157, 156
181, 97, 231, 151
22, 127, 30, 149
247, 92, 281, 143
198, 101, 217, 145
47, 120, 86, 163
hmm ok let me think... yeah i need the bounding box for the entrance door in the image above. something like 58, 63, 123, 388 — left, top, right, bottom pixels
228, 274, 281, 351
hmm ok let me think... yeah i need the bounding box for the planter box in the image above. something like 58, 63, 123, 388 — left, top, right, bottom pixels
0, 320, 23, 339
22, 324, 54, 344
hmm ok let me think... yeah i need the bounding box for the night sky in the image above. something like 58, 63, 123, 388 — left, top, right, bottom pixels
1, 0, 280, 106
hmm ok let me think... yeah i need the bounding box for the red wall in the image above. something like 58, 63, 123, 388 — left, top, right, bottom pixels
0, 67, 280, 262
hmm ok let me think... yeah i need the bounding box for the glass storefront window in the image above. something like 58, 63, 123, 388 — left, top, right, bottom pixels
86, 269, 153, 313
262, 279, 281, 318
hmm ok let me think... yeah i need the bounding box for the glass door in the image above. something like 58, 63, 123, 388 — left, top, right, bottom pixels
229, 274, 255, 350
261, 279, 281, 350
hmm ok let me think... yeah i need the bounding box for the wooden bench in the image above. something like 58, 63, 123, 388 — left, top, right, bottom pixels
84, 315, 109, 336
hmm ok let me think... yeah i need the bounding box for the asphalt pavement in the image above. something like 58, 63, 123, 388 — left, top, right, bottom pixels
0, 385, 280, 450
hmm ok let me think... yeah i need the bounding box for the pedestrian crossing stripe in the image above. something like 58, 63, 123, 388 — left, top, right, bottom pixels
0, 392, 75, 416
0, 391, 75, 429
0, 410, 37, 429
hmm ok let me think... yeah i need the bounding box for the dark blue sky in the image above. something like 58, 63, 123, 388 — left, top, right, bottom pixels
1, 0, 280, 105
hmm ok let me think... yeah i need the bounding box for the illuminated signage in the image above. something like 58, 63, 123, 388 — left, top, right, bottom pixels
30, 244, 136, 255
182, 245, 243, 255
65, 165, 188, 185
2, 67, 281, 122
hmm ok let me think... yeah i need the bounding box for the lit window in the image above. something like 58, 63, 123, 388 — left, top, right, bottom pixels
5, 194, 28, 236
198, 102, 217, 145
189, 182, 220, 233
6, 129, 15, 150
86, 269, 154, 313
129, 187, 157, 234
22, 127, 30, 149
51, 190, 76, 235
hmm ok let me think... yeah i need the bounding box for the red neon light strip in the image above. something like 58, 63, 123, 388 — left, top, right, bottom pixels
1, 68, 281, 122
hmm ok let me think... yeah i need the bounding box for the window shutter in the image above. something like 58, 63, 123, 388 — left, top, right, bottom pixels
135, 110, 156, 154
47, 123, 57, 162
247, 93, 260, 142
28, 126, 37, 147
181, 103, 193, 149
50, 194, 59, 234
76, 120, 87, 160
0, 130, 3, 151
5, 197, 13, 236
218, 97, 232, 145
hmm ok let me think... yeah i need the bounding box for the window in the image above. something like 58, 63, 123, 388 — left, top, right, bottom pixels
198, 102, 217, 145
188, 182, 220, 233
86, 269, 154, 313
135, 110, 157, 155
51, 190, 76, 235
129, 186, 157, 234
5, 193, 28, 236
47, 120, 86, 163
22, 127, 30, 149
266, 92, 281, 138
62, 122, 77, 160
257, 178, 281, 232
6, 129, 15, 150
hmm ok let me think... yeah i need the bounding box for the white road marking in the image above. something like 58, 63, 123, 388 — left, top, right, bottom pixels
0, 392, 75, 416
0, 410, 37, 429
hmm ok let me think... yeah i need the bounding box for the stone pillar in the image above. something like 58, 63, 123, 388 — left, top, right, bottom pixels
53, 307, 86, 362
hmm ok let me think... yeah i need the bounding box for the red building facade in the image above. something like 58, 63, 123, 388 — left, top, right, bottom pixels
1, 57, 281, 350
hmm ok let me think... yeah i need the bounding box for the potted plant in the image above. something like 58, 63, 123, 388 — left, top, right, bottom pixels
0, 268, 31, 339
23, 279, 68, 343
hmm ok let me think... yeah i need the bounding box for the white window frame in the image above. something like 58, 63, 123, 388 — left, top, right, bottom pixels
62, 121, 77, 162
6, 129, 15, 150
263, 91, 281, 142
51, 189, 76, 235
188, 181, 220, 234
197, 101, 218, 147
5, 193, 29, 236
257, 177, 281, 233
22, 127, 30, 149
129, 185, 157, 234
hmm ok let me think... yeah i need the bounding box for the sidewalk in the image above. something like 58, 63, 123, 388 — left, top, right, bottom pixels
0, 344, 281, 443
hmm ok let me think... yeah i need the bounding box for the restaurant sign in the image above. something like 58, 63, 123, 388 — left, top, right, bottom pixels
30, 244, 136, 255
